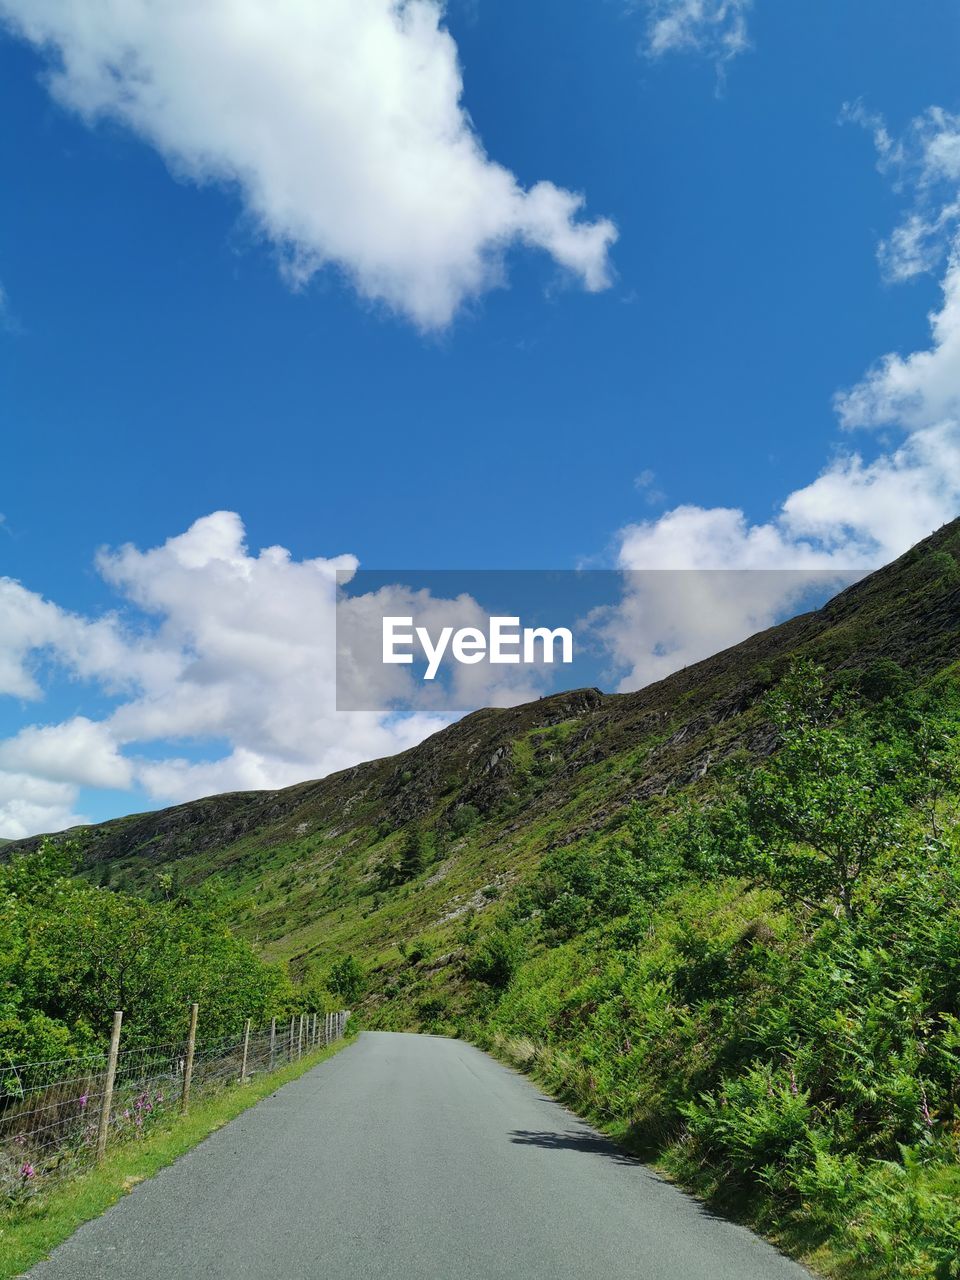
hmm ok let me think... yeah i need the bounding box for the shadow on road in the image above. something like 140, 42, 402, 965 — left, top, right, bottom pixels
508, 1128, 745, 1231
509, 1128, 639, 1166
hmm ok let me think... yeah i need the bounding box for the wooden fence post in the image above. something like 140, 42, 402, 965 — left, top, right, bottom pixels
325, 1012, 331, 1045
288, 1016, 295, 1061
297, 1014, 304, 1059
181, 1002, 199, 1115
240, 1018, 251, 1083
311, 1012, 317, 1046
269, 1017, 276, 1070
96, 1009, 123, 1162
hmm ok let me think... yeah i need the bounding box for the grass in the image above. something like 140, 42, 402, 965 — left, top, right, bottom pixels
0, 1034, 357, 1279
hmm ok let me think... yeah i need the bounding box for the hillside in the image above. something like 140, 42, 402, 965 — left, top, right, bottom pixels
10, 520, 960, 1276
13, 520, 960, 985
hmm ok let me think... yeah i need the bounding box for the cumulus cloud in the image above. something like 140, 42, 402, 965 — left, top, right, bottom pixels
0, 772, 85, 842
603, 126, 960, 689
641, 0, 752, 67
587, 569, 847, 691
0, 513, 565, 837
600, 423, 960, 686
0, 513, 428, 835
836, 256, 960, 432
0, 718, 134, 790
0, 0, 616, 328
599, 419, 960, 688
0, 576, 173, 700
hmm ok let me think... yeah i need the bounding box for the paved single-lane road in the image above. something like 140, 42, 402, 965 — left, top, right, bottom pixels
29, 1032, 812, 1279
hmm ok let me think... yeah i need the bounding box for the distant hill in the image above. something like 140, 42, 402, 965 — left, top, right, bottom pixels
10, 518, 960, 988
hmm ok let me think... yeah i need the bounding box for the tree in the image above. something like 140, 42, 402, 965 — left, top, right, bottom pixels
744, 663, 909, 918
328, 955, 364, 1004
398, 826, 425, 881
1, 840, 293, 1063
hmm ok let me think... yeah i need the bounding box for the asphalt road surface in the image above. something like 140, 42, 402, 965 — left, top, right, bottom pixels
28, 1032, 812, 1280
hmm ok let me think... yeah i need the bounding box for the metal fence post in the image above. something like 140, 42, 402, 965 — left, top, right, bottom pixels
96, 1009, 123, 1161
240, 1018, 251, 1083
181, 1002, 199, 1115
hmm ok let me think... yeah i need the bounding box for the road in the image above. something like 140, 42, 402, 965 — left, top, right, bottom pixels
29, 1032, 812, 1280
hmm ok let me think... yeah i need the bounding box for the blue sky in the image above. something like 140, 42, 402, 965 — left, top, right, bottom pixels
1, 0, 959, 836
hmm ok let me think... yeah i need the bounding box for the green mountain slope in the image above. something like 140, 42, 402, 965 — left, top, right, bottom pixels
13, 521, 960, 986
10, 521, 960, 1277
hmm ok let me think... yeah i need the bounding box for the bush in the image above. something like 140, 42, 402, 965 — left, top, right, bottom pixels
1, 842, 292, 1064
327, 955, 365, 1004
449, 805, 480, 838
467, 929, 525, 989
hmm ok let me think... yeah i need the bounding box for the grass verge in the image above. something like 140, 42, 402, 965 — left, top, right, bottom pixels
0, 1034, 357, 1279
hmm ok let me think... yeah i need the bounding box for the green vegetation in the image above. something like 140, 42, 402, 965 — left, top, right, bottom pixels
6, 521, 960, 1277
465, 663, 960, 1279
0, 1036, 355, 1280
0, 842, 347, 1065
327, 955, 365, 1005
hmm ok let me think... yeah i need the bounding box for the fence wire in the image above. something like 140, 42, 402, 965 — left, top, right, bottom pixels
1, 1011, 349, 1205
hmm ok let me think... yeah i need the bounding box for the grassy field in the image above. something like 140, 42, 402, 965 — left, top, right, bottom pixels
0, 1034, 357, 1279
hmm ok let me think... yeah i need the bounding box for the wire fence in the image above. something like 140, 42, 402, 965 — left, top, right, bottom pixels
0, 1008, 349, 1207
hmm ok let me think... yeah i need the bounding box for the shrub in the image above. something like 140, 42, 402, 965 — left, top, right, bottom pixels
467, 929, 525, 990
327, 955, 365, 1005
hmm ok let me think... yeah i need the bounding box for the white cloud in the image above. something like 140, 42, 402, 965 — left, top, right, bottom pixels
7, 239, 960, 829
836, 254, 960, 432
0, 575, 171, 700
843, 103, 960, 283
0, 718, 133, 790
0, 513, 436, 834
0, 0, 616, 329
0, 772, 86, 842
587, 569, 848, 691
605, 139, 960, 689
641, 0, 751, 67
600, 415, 960, 685
600, 415, 960, 689
0, 512, 560, 837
